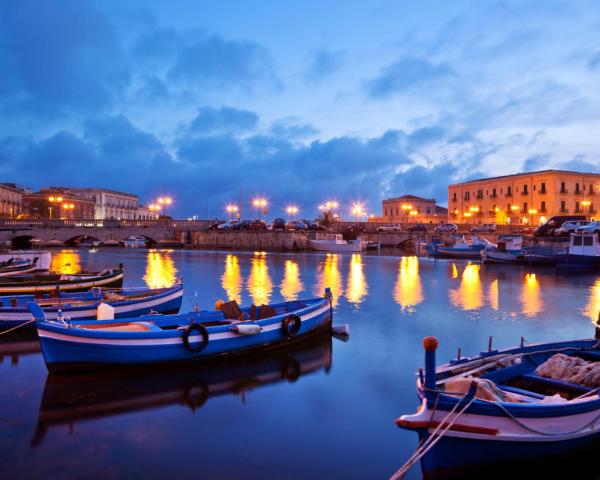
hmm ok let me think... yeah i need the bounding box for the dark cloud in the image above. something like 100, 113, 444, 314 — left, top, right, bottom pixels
364, 56, 453, 98
189, 107, 258, 134
304, 49, 345, 83
0, 0, 128, 116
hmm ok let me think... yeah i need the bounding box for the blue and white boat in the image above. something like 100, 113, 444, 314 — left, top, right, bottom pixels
427, 235, 491, 259
556, 232, 600, 271
29, 289, 333, 373
483, 235, 558, 265
395, 335, 600, 478
0, 283, 184, 330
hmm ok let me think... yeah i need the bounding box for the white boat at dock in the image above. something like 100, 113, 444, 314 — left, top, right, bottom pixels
310, 234, 365, 252
0, 250, 51, 271
121, 236, 147, 248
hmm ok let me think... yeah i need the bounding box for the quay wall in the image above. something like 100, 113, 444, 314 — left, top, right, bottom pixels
189, 231, 312, 250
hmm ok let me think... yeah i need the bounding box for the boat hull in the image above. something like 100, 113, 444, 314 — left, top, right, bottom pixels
0, 285, 183, 330
0, 270, 124, 295
0, 251, 51, 271
310, 240, 362, 252
36, 298, 332, 373
428, 246, 483, 259
556, 253, 600, 271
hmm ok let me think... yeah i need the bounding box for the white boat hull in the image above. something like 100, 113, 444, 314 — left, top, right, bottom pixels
310, 240, 363, 252
0, 250, 51, 271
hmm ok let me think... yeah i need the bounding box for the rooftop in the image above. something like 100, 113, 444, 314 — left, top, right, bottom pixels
450, 169, 600, 186
383, 194, 436, 203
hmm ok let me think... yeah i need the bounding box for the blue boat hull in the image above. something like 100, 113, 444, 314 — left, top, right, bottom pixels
556, 253, 600, 271
36, 298, 332, 373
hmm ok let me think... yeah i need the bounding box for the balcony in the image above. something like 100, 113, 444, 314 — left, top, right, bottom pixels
521, 191, 529, 196
539, 189, 547, 195
505, 192, 513, 198
451, 198, 457, 203
476, 194, 483, 200
490, 193, 497, 199
560, 208, 569, 213
574, 190, 583, 195
540, 207, 547, 213
560, 189, 568, 194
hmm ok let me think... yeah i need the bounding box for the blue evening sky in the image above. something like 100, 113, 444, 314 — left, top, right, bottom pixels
1, 0, 600, 218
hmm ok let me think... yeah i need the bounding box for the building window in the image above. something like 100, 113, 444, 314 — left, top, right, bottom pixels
507, 186, 512, 197
576, 201, 580, 213
452, 192, 457, 201
561, 182, 567, 193
541, 201, 546, 212
590, 184, 595, 194
523, 184, 528, 195
492, 188, 497, 198
561, 200, 566, 212
576, 183, 581, 194
540, 182, 546, 194
523, 202, 528, 213
464, 192, 470, 200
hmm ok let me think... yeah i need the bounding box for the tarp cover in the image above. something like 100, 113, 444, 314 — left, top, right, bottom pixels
536, 353, 600, 388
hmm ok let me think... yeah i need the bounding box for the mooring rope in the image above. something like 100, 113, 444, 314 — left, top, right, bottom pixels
0, 319, 36, 336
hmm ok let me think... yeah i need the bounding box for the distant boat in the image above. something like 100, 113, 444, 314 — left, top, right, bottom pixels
0, 250, 51, 271
427, 235, 491, 259
310, 234, 365, 252
0, 283, 183, 330
122, 236, 147, 248
556, 232, 600, 271
30, 290, 333, 373
0, 268, 124, 296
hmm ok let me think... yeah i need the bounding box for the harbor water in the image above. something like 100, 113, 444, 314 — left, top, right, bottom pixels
1, 248, 599, 479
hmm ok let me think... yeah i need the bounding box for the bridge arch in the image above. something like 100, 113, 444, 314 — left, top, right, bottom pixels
11, 235, 35, 249
64, 235, 101, 246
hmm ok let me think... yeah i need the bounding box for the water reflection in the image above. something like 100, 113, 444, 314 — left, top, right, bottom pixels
316, 254, 343, 306
280, 260, 304, 301
247, 252, 272, 305
346, 254, 368, 304
49, 249, 81, 274
488, 279, 499, 311
144, 249, 177, 288
584, 279, 600, 323
521, 273, 543, 317
394, 256, 423, 311
221, 254, 243, 303
449, 263, 483, 311
31, 335, 332, 447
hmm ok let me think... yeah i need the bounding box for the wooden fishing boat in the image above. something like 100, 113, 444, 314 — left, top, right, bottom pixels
395, 334, 600, 478
556, 232, 600, 272
29, 289, 333, 373
0, 283, 184, 330
0, 267, 124, 295
0, 250, 51, 271
31, 335, 332, 445
427, 236, 491, 259
483, 235, 557, 265
0, 258, 38, 276
310, 234, 365, 252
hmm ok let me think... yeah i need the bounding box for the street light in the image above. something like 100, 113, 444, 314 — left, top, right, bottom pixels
252, 198, 268, 220
286, 205, 299, 218
351, 202, 364, 222
48, 195, 63, 219
157, 196, 173, 216
225, 204, 239, 220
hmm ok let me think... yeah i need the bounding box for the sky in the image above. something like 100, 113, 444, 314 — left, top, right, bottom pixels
1, 0, 600, 218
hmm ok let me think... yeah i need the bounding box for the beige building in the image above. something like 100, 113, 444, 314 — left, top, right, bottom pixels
63, 188, 139, 220
0, 183, 24, 218
448, 170, 600, 225
135, 205, 158, 220
380, 195, 448, 223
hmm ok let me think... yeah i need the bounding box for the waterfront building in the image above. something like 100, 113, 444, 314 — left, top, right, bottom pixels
448, 170, 600, 225
22, 188, 95, 219
0, 183, 25, 218
61, 188, 139, 220
135, 205, 159, 220
380, 195, 448, 223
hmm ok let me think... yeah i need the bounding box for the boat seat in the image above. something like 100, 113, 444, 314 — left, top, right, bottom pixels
258, 305, 277, 319
520, 373, 592, 394
221, 300, 246, 321
79, 321, 159, 332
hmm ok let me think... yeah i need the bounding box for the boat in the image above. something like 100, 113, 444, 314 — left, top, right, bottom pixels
0, 250, 51, 271
29, 289, 334, 373
31, 334, 332, 446
395, 334, 600, 478
310, 234, 365, 252
483, 235, 557, 265
556, 232, 600, 272
0, 267, 124, 295
122, 236, 147, 248
0, 283, 184, 330
0, 258, 38, 276
427, 235, 491, 259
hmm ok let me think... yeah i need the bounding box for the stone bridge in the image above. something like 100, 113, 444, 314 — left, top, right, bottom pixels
0, 219, 212, 248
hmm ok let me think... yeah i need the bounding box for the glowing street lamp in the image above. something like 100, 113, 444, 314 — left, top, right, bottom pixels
252, 198, 268, 220
225, 204, 239, 220
48, 195, 64, 219
286, 205, 299, 218
351, 202, 364, 222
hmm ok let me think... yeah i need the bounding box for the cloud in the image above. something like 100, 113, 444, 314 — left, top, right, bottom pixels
304, 49, 345, 83
188, 106, 258, 134
364, 56, 453, 98
270, 118, 319, 139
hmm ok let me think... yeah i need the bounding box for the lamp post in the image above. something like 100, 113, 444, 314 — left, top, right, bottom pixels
157, 196, 173, 217
226, 204, 239, 221
253, 198, 267, 220
351, 202, 364, 222
48, 196, 63, 219
286, 205, 299, 219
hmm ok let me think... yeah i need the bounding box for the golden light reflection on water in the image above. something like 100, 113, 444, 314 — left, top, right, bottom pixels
50, 249, 81, 274
450, 263, 458, 279
316, 254, 343, 306
144, 249, 177, 288
488, 279, 499, 311
247, 252, 272, 305
584, 279, 600, 323
394, 256, 423, 311
520, 273, 543, 317
221, 254, 243, 303
449, 263, 483, 311
280, 260, 303, 301
346, 254, 368, 304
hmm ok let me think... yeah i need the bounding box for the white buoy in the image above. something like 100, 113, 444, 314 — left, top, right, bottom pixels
230, 323, 262, 335
97, 302, 115, 320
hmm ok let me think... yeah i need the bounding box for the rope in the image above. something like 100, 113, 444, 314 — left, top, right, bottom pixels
0, 319, 36, 336
390, 393, 475, 480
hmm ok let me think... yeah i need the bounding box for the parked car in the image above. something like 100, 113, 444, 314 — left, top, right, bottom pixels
286, 220, 308, 231
471, 223, 497, 233
346, 223, 366, 234
576, 220, 600, 234
408, 223, 427, 233
534, 215, 586, 237
249, 219, 267, 230
554, 220, 590, 236
271, 218, 286, 230
377, 223, 402, 233
434, 223, 458, 233
217, 220, 239, 230
208, 220, 223, 230
306, 221, 326, 231
520, 227, 535, 235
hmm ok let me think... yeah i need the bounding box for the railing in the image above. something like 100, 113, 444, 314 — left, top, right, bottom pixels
0, 219, 214, 229
505, 192, 513, 197
521, 191, 529, 196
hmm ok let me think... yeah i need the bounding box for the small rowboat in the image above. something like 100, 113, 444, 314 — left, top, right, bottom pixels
0, 258, 38, 277
29, 289, 333, 373
427, 236, 491, 260
0, 268, 124, 295
395, 335, 600, 478
31, 335, 332, 445
0, 283, 184, 330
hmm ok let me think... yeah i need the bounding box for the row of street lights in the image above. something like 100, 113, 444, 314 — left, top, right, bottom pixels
48, 196, 75, 219
148, 196, 173, 217
223, 199, 372, 221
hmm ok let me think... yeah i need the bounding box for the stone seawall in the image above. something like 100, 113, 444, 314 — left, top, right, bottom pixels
190, 231, 312, 250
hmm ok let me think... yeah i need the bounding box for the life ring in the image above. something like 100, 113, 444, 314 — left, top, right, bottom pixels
182, 323, 209, 353
281, 314, 302, 338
